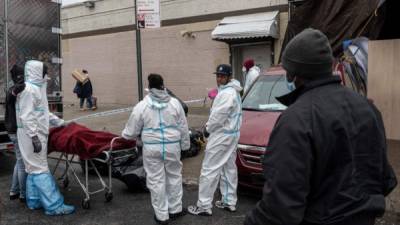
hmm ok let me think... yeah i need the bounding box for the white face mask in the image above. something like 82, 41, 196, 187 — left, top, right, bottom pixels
242, 67, 247, 73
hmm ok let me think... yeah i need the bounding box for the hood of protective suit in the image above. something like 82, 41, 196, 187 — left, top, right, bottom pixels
220, 79, 243, 92
147, 88, 171, 109
243, 66, 261, 93
25, 60, 45, 86
249, 66, 261, 74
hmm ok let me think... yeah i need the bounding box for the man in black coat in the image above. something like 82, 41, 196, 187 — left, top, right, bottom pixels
5, 65, 27, 201
5, 65, 25, 133
244, 28, 397, 225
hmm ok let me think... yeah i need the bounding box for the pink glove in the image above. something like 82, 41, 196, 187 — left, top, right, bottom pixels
208, 88, 218, 100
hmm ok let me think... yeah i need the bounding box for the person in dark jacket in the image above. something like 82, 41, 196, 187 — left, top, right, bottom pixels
244, 28, 397, 225
73, 69, 95, 111
6, 65, 27, 202
166, 88, 188, 116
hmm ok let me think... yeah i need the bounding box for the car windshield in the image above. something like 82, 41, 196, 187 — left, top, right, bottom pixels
242, 74, 290, 111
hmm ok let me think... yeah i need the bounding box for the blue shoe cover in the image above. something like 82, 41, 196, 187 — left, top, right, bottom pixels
26, 175, 42, 210
28, 173, 64, 211
45, 204, 75, 216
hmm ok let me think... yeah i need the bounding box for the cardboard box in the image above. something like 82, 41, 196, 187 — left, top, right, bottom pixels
72, 70, 88, 84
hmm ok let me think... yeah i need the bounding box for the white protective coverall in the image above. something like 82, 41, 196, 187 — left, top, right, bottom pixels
243, 65, 261, 94
16, 60, 74, 215
122, 88, 190, 221
197, 79, 243, 210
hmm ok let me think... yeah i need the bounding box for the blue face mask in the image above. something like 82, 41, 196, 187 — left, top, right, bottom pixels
286, 77, 296, 91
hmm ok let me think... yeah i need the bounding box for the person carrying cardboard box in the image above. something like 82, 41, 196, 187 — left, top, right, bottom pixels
73, 69, 96, 111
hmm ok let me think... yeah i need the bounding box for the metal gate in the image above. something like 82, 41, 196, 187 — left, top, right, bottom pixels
0, 0, 62, 118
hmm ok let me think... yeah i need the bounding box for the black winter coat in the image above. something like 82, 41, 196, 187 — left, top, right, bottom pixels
5, 87, 18, 134
5, 65, 25, 134
74, 80, 93, 98
166, 88, 188, 116
245, 76, 397, 225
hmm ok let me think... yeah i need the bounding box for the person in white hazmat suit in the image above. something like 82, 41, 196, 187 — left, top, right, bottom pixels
243, 59, 261, 94
16, 60, 75, 215
122, 74, 190, 225
188, 64, 242, 216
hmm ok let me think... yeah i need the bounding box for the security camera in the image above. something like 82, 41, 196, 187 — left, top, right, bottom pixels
180, 30, 195, 38
180, 30, 190, 37
84, 1, 95, 8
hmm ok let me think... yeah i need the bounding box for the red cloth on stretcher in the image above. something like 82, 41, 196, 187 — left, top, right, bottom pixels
48, 123, 136, 160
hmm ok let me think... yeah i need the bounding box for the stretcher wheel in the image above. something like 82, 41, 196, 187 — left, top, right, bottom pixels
82, 199, 90, 209
105, 192, 113, 202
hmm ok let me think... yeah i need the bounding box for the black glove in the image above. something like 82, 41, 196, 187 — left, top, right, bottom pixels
12, 83, 25, 95
203, 127, 210, 138
32, 135, 42, 154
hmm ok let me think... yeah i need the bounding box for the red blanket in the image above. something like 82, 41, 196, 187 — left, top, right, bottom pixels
48, 123, 136, 160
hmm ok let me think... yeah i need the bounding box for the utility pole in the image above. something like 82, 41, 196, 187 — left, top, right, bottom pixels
134, 0, 144, 101
5, 0, 9, 87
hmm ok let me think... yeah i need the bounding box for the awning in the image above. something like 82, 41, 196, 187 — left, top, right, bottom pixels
211, 11, 279, 41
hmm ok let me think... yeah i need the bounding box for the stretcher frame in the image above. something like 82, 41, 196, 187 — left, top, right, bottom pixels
50, 137, 137, 209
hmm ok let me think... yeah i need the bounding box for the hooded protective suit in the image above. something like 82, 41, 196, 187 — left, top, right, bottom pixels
16, 60, 74, 215
243, 66, 261, 94
197, 79, 242, 210
122, 88, 190, 221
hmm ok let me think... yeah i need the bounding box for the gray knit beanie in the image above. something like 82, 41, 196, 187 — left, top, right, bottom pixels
282, 28, 333, 78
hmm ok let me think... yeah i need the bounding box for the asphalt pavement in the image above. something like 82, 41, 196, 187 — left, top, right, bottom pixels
0, 150, 259, 225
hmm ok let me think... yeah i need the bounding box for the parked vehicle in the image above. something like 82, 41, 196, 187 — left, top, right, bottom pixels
237, 66, 289, 190
237, 65, 356, 190
0, 0, 62, 153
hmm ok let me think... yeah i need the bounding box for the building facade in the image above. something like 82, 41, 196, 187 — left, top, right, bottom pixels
61, 0, 288, 105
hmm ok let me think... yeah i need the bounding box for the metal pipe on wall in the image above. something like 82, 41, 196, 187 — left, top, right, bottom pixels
5, 0, 9, 87
134, 0, 143, 101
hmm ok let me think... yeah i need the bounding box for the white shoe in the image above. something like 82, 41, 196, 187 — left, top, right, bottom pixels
215, 200, 236, 212
187, 205, 212, 216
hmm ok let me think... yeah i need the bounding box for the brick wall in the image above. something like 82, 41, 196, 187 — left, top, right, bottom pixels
62, 22, 229, 105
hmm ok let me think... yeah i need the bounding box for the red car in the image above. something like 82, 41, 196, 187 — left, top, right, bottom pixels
237, 66, 289, 190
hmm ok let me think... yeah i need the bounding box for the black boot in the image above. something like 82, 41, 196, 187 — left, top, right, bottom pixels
169, 208, 187, 220
9, 193, 19, 200
154, 215, 169, 225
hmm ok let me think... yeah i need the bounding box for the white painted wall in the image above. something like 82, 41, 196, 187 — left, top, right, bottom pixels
62, 0, 287, 34
63, 0, 85, 6
161, 0, 287, 20
62, 0, 135, 34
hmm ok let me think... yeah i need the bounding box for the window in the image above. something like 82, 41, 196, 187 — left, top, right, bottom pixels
242, 74, 289, 111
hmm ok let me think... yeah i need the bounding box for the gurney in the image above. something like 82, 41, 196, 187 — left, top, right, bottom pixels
48, 123, 137, 209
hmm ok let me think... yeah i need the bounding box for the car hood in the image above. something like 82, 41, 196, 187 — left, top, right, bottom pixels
239, 110, 281, 146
